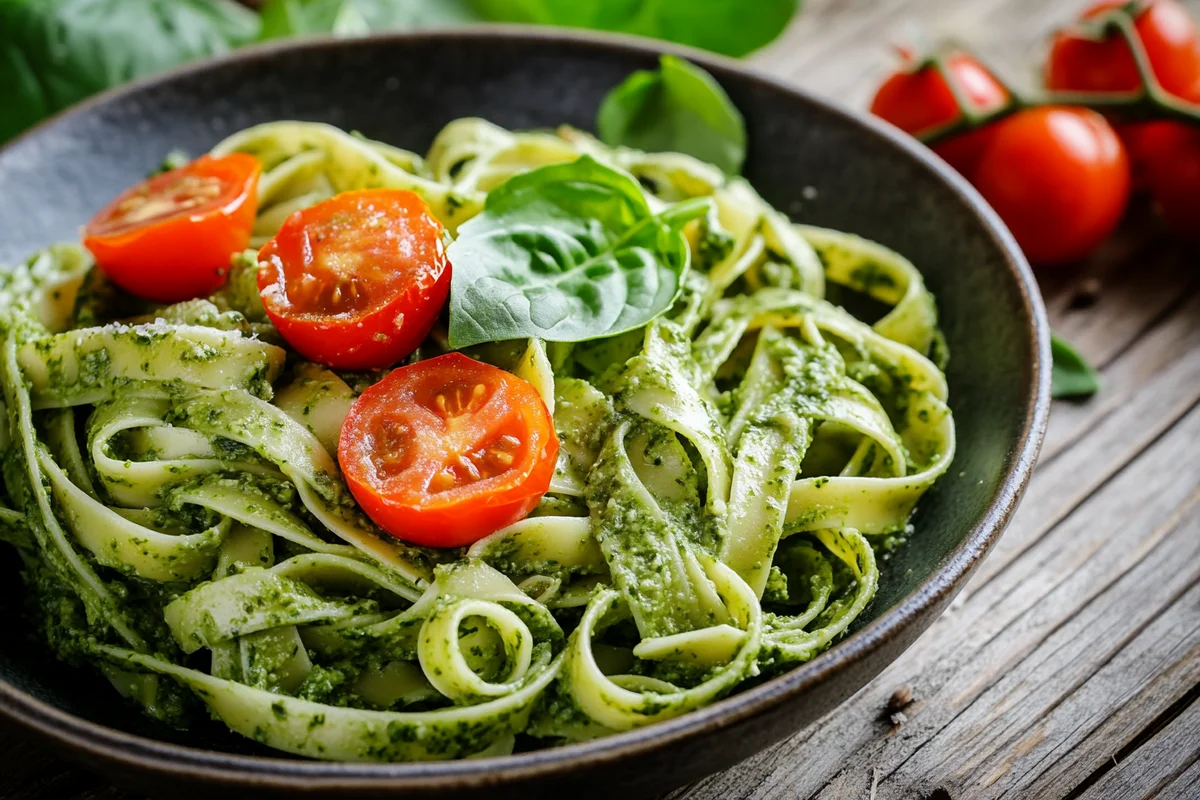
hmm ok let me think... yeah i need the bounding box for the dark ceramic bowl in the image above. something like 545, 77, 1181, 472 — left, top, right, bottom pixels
0, 27, 1050, 800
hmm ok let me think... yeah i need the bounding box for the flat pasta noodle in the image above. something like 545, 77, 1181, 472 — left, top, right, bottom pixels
0, 117, 953, 760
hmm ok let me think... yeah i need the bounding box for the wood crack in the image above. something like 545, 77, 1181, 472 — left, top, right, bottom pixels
876, 487, 1200, 791
1064, 685, 1200, 800
957, 396, 1200, 616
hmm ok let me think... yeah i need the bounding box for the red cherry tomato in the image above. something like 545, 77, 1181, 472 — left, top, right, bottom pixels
1047, 1, 1200, 230
83, 154, 260, 303
258, 189, 450, 370
1047, 0, 1200, 98
971, 107, 1131, 266
338, 353, 558, 548
1133, 120, 1200, 236
870, 51, 1011, 174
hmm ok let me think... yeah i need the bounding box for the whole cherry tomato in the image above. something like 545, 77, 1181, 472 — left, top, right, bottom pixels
258, 189, 450, 370
84, 154, 260, 303
870, 51, 1011, 175
338, 353, 558, 548
1047, 0, 1200, 98
1047, 0, 1200, 200
971, 107, 1131, 265
1133, 119, 1200, 235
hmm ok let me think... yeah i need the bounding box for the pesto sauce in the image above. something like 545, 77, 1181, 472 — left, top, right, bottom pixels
0, 120, 951, 763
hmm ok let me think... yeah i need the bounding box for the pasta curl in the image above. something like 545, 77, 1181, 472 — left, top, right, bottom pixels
0, 118, 952, 759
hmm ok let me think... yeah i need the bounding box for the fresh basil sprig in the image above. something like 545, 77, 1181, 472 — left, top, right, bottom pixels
1050, 331, 1100, 400
447, 156, 709, 348
597, 55, 747, 175
0, 0, 260, 143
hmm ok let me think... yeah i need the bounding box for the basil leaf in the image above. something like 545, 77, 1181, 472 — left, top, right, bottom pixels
259, 0, 480, 40
447, 156, 709, 349
1051, 332, 1100, 400
469, 0, 800, 57
0, 36, 49, 144
597, 55, 746, 175
0, 0, 259, 144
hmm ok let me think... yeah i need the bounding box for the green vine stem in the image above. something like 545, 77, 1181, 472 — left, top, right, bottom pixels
914, 2, 1200, 148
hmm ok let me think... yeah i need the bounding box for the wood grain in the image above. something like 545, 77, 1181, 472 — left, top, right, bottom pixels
3, 2, 1199, 800
665, 2, 1200, 799
1076, 691, 1200, 800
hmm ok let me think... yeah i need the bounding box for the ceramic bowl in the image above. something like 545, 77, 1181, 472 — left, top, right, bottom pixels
0, 27, 1050, 799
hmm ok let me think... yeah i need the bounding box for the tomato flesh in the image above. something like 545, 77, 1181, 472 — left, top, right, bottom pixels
338, 353, 558, 548
971, 107, 1131, 266
83, 154, 260, 303
258, 190, 450, 370
870, 52, 1011, 174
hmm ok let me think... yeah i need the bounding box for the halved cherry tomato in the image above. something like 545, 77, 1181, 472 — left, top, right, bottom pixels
338, 353, 557, 548
1046, 0, 1200, 99
257, 189, 450, 370
870, 51, 1011, 174
83, 154, 260, 303
971, 107, 1131, 266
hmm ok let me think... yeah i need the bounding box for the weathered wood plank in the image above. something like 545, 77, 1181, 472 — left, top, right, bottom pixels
1023, 620, 1200, 798
672, 389, 1200, 799
874, 493, 1200, 798
1045, 238, 1197, 368
1076, 693, 1200, 800
1157, 746, 1200, 800
1039, 279, 1200, 464
969, 288, 1200, 589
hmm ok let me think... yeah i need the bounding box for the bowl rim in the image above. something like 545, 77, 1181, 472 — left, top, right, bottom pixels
0, 24, 1052, 792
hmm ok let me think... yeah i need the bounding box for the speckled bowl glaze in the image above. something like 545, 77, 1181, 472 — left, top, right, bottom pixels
0, 28, 1050, 800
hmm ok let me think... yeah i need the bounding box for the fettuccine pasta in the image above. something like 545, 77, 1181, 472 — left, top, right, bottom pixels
0, 117, 952, 761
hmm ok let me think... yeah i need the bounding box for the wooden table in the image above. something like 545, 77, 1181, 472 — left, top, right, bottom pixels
2, 1, 1197, 798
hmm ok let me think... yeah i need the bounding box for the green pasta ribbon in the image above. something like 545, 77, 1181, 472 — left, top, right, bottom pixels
0, 118, 953, 758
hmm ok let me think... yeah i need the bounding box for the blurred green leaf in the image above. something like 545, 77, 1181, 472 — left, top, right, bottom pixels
598, 55, 745, 174
0, 0, 800, 144
258, 0, 481, 39
1051, 332, 1100, 400
470, 0, 801, 57
0, 0, 260, 143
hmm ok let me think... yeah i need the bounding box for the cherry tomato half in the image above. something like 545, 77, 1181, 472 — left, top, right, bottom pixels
1047, 0, 1200, 98
258, 189, 450, 370
83, 154, 260, 303
971, 107, 1131, 266
338, 353, 558, 548
870, 51, 1011, 174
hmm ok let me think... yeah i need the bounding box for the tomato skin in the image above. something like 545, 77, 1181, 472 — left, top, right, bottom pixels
338, 353, 557, 548
870, 52, 1011, 174
258, 190, 450, 370
1133, 120, 1200, 236
83, 154, 260, 303
971, 107, 1131, 266
1046, 0, 1200, 196
1046, 0, 1200, 98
